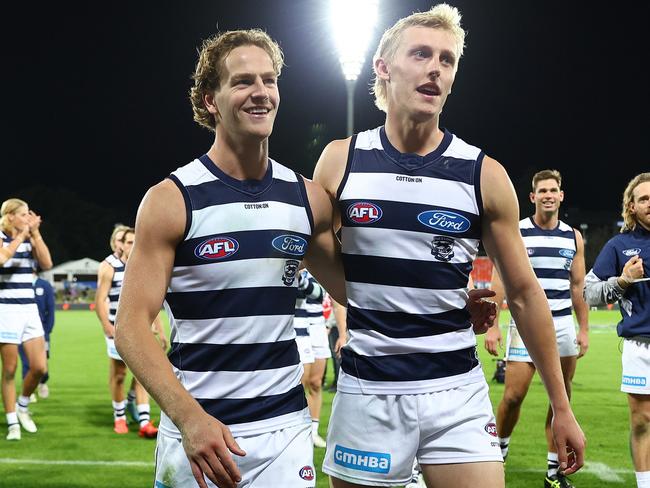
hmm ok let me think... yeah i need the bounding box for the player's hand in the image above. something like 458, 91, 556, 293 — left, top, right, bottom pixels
334, 333, 347, 357
484, 322, 503, 356
576, 329, 589, 358
103, 324, 116, 339
158, 333, 169, 352
181, 412, 246, 488
550, 408, 586, 476
466, 288, 497, 335
27, 210, 42, 232
622, 255, 644, 281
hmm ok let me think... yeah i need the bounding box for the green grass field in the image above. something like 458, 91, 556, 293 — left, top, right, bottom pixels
0, 310, 636, 487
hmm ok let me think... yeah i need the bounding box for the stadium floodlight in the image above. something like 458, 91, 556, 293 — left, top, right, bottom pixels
329, 0, 379, 136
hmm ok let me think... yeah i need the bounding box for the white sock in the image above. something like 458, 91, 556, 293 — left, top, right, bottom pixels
547, 452, 559, 477
17, 395, 30, 411
498, 436, 510, 459
311, 419, 319, 436
636, 471, 650, 488
127, 390, 136, 403
137, 404, 151, 427
112, 400, 126, 420
6, 412, 18, 426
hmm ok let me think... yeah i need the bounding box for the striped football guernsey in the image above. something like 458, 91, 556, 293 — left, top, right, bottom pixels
0, 231, 36, 309
104, 253, 124, 328
337, 126, 485, 394
519, 217, 577, 318
161, 154, 313, 437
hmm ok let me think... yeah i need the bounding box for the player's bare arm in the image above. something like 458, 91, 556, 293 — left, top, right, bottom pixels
484, 268, 506, 356
480, 157, 586, 474
27, 212, 53, 270
570, 229, 589, 358
302, 177, 346, 305
313, 137, 351, 225
114, 179, 244, 488
95, 262, 116, 338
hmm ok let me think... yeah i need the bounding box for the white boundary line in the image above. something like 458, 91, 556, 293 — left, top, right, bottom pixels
0, 458, 153, 467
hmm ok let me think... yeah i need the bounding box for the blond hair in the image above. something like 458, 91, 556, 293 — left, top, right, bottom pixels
371, 3, 465, 113
0, 198, 28, 234
621, 172, 650, 232
110, 224, 130, 252
189, 29, 284, 131
532, 169, 562, 191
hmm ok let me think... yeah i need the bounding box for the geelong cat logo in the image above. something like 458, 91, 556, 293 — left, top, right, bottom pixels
417, 210, 470, 233
347, 202, 382, 224
194, 237, 239, 260
272, 235, 307, 256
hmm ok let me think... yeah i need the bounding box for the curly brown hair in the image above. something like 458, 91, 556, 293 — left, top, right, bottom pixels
189, 29, 284, 132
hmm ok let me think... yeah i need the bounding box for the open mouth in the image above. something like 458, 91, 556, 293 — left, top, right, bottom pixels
244, 107, 271, 116
416, 84, 441, 96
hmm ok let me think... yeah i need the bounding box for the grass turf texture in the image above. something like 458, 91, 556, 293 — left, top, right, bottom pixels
0, 309, 635, 487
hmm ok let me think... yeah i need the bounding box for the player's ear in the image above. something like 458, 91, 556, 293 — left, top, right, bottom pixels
375, 57, 390, 81
204, 92, 220, 119
529, 192, 535, 204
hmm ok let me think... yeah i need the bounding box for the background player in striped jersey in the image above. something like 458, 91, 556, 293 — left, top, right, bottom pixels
294, 269, 330, 448
114, 29, 348, 488
485, 169, 589, 488
584, 173, 650, 488
0, 198, 52, 441
313, 4, 585, 487
95, 227, 164, 437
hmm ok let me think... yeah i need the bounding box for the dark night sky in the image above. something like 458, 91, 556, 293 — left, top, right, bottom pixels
4, 1, 649, 227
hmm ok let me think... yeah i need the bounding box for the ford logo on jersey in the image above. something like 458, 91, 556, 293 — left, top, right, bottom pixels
417, 210, 470, 233
333, 445, 391, 474
194, 237, 239, 260
559, 249, 575, 258
347, 202, 382, 224
272, 235, 307, 256
623, 248, 642, 257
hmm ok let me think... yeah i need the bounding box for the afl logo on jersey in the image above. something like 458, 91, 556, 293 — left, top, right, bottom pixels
418, 210, 470, 233
347, 202, 382, 224
484, 423, 498, 437
194, 237, 239, 260
272, 235, 307, 256
623, 248, 641, 257
299, 466, 315, 481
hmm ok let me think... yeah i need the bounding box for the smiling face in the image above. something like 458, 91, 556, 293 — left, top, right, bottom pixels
630, 181, 650, 231
531, 178, 564, 217
376, 26, 458, 121
206, 45, 279, 142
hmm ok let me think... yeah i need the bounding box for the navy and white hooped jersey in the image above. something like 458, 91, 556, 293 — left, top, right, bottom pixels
591, 226, 650, 338
337, 126, 485, 395
294, 270, 324, 336
104, 253, 125, 326
519, 217, 577, 319
0, 231, 37, 310
162, 154, 313, 438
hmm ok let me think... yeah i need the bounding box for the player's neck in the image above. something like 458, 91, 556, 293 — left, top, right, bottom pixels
532, 212, 559, 230
384, 113, 443, 156
207, 130, 269, 181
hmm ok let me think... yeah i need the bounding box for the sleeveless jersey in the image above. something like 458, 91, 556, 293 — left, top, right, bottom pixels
161, 154, 313, 437
0, 231, 37, 311
520, 217, 576, 318
104, 253, 125, 327
337, 126, 485, 394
